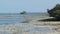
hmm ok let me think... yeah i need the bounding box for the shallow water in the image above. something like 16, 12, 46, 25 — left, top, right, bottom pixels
0, 13, 48, 24
0, 23, 55, 34
0, 13, 54, 34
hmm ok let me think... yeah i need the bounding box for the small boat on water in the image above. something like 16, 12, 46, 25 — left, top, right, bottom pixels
20, 11, 26, 14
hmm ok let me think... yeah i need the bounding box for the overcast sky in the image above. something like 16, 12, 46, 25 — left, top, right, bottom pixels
0, 0, 60, 13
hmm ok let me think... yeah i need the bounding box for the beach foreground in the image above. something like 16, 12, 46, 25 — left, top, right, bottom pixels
23, 17, 60, 34
0, 17, 60, 34
0, 23, 58, 34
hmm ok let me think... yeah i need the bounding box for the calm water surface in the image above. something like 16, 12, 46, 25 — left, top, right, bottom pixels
0, 13, 48, 24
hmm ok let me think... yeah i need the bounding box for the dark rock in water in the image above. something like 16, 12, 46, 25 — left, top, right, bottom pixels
20, 11, 26, 14
47, 4, 60, 18
38, 17, 60, 21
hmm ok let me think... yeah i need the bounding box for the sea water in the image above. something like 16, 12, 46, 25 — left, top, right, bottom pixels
0, 13, 55, 34
0, 13, 48, 24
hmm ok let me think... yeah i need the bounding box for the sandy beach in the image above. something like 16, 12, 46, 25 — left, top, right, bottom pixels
22, 17, 60, 34
0, 17, 60, 34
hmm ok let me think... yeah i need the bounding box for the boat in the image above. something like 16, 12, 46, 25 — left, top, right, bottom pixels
20, 11, 26, 14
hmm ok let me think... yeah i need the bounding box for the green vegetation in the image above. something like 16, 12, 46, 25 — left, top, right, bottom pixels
48, 4, 60, 18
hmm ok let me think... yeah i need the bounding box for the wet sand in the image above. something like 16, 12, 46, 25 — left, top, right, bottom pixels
0, 17, 60, 34
28, 17, 60, 25
22, 17, 60, 34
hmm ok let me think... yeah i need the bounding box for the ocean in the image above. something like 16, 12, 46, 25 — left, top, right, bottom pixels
0, 13, 55, 34
0, 13, 48, 24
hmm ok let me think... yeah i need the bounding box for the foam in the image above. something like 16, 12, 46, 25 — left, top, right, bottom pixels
0, 23, 56, 34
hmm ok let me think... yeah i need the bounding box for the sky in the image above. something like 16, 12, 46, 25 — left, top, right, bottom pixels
0, 0, 60, 13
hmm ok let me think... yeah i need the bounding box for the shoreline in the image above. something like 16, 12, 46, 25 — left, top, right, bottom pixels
23, 17, 60, 26
0, 17, 60, 34
21, 17, 60, 34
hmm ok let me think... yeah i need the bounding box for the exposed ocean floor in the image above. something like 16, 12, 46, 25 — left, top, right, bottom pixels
39, 18, 60, 21
0, 13, 60, 34
0, 23, 57, 34
0, 17, 60, 34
